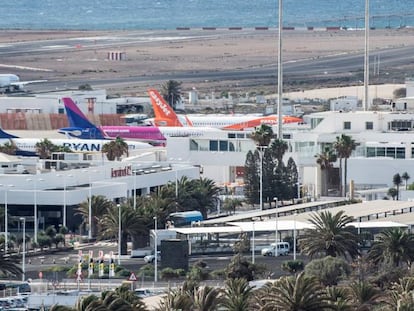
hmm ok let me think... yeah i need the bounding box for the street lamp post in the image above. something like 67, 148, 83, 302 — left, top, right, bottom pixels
118, 204, 121, 265
88, 175, 92, 240
273, 197, 278, 257
153, 216, 158, 283
258, 146, 267, 211
57, 174, 73, 228
293, 212, 297, 260
252, 221, 255, 264
133, 169, 137, 210
27, 178, 44, 243
2, 184, 14, 254
20, 217, 26, 282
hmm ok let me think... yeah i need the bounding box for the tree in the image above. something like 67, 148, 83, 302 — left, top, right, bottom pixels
368, 228, 414, 268
387, 277, 414, 311
393, 173, 403, 200
304, 256, 351, 286
0, 141, 17, 155
250, 124, 273, 147
402, 172, 410, 190
315, 146, 337, 196
299, 210, 359, 259
222, 278, 253, 311
243, 151, 259, 205
226, 254, 255, 281
346, 280, 382, 311
101, 136, 129, 161
387, 187, 398, 200
222, 197, 244, 215
0, 253, 22, 278
191, 285, 222, 311
35, 138, 58, 159
191, 178, 221, 219
270, 138, 288, 164
100, 204, 148, 254
393, 87, 406, 99
334, 134, 356, 197
259, 272, 332, 310
161, 80, 182, 110
76, 195, 113, 239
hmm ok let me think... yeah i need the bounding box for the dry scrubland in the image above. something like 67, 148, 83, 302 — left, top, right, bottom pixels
1, 29, 414, 96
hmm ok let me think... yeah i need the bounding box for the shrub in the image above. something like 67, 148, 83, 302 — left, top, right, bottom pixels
281, 260, 304, 274
304, 256, 350, 286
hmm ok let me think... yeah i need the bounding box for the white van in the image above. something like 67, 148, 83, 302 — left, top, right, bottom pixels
261, 242, 290, 256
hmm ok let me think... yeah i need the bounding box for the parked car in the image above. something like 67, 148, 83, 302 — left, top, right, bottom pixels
144, 251, 161, 263
261, 242, 290, 256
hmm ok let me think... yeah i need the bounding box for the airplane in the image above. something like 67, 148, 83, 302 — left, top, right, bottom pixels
59, 97, 245, 141
0, 74, 47, 93
0, 128, 153, 157
147, 88, 303, 130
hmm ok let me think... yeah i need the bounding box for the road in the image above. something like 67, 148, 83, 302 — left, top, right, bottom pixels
23, 241, 305, 283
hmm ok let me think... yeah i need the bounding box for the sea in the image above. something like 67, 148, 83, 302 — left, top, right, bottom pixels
2, 0, 414, 31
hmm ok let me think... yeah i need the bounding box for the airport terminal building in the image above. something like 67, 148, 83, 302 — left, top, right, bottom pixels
0, 151, 199, 234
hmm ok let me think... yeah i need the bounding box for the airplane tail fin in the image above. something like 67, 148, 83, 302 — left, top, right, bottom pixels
148, 88, 183, 127
61, 97, 107, 139
0, 128, 19, 139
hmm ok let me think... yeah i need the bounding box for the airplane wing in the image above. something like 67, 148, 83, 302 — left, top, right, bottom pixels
10, 80, 47, 87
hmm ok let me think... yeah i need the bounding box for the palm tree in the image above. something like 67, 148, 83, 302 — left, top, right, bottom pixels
0, 253, 22, 278
402, 172, 410, 190
191, 177, 221, 219
191, 285, 222, 311
270, 138, 288, 164
222, 197, 244, 215
387, 187, 398, 200
346, 281, 382, 311
334, 134, 356, 197
100, 204, 147, 255
250, 124, 273, 147
315, 146, 337, 196
161, 80, 182, 110
156, 287, 192, 311
101, 136, 129, 161
261, 272, 332, 310
222, 278, 253, 311
0, 141, 17, 155
35, 138, 58, 159
326, 286, 353, 311
367, 228, 414, 268
299, 210, 359, 259
393, 173, 403, 200
387, 277, 414, 311
76, 195, 113, 239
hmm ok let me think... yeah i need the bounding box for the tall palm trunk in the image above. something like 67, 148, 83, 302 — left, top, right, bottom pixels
344, 158, 348, 197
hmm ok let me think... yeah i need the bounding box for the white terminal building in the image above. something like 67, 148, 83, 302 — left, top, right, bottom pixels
0, 150, 199, 234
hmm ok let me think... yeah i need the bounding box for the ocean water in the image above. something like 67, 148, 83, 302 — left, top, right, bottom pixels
2, 0, 414, 30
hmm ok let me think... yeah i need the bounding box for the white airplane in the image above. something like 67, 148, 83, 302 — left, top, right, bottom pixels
0, 128, 153, 157
0, 74, 47, 92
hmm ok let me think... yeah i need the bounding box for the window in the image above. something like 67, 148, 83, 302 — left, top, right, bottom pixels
343, 121, 351, 130
219, 140, 228, 151
209, 140, 218, 151
365, 122, 373, 130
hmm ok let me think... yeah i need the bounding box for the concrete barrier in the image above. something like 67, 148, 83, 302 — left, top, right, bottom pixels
176, 27, 190, 30
255, 27, 269, 30
228, 27, 243, 30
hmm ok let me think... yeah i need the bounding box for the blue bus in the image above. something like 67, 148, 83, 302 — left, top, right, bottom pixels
167, 211, 203, 227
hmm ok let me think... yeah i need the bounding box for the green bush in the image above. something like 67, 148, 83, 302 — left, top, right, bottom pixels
304, 256, 350, 286
139, 264, 154, 278
281, 260, 304, 274
161, 267, 181, 280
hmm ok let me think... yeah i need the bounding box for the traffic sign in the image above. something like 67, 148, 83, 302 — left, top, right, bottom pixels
129, 272, 137, 282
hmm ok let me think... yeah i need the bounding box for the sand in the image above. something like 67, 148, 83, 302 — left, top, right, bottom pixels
1, 28, 414, 97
